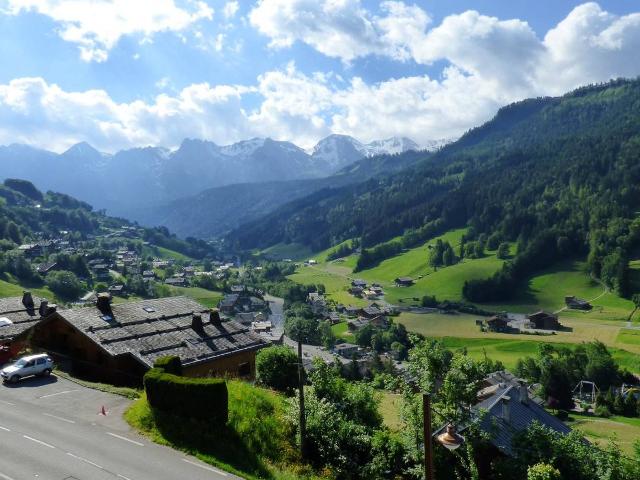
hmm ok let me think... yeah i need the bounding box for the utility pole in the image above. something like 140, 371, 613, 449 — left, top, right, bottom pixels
423, 393, 434, 480
297, 340, 306, 459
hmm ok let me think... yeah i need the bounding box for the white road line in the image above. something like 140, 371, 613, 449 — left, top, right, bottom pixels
66, 452, 103, 469
38, 389, 77, 399
0, 400, 16, 406
43, 412, 75, 424
182, 459, 228, 476
23, 435, 55, 449
117, 474, 133, 480
0, 471, 16, 480
0, 426, 10, 432
106, 432, 144, 446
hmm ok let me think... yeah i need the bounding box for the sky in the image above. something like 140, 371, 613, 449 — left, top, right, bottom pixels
0, 0, 639, 153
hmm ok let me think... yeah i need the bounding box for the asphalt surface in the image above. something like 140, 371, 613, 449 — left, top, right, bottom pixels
0, 374, 240, 480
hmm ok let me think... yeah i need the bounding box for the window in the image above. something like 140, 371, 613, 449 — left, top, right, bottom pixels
36, 358, 45, 365
143, 306, 155, 313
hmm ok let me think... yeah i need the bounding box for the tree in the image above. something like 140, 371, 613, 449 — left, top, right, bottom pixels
497, 242, 510, 259
4, 221, 21, 244
45, 270, 83, 300
527, 463, 561, 480
255, 346, 298, 394
284, 315, 321, 345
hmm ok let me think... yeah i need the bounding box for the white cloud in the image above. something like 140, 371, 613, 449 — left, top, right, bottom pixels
5, 0, 214, 62
2, 3, 640, 152
223, 1, 238, 19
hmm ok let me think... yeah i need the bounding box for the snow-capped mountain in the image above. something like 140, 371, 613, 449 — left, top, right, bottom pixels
0, 133, 429, 220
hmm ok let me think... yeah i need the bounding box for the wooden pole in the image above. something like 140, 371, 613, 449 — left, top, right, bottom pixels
297, 340, 306, 459
423, 393, 434, 480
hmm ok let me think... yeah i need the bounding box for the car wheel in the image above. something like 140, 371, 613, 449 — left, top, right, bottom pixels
42, 369, 51, 377
10, 375, 20, 384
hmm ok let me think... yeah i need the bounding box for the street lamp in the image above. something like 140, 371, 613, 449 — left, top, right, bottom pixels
423, 394, 465, 480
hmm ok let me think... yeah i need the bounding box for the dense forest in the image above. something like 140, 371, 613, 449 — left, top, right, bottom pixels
228, 78, 640, 301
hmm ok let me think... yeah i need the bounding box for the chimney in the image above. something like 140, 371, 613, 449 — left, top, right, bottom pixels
209, 309, 222, 328
38, 300, 48, 317
501, 396, 511, 423
519, 382, 529, 406
96, 293, 112, 315
192, 314, 205, 336
22, 291, 35, 311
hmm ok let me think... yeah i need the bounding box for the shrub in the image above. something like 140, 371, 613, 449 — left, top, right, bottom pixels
256, 346, 298, 394
153, 355, 183, 376
528, 463, 561, 480
594, 405, 611, 418
144, 368, 228, 425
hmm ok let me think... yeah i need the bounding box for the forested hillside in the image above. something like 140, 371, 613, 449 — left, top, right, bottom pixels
228, 78, 640, 301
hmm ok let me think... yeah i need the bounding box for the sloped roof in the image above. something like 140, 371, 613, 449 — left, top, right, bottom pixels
475, 384, 571, 455
57, 296, 268, 368
0, 296, 47, 342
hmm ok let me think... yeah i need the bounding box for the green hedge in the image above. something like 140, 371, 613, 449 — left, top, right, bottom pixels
153, 355, 183, 375
144, 368, 228, 425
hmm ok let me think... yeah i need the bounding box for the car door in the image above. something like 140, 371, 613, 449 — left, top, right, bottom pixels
35, 358, 46, 374
21, 359, 36, 376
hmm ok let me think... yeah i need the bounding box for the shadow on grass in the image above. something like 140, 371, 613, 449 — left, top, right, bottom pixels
150, 407, 273, 479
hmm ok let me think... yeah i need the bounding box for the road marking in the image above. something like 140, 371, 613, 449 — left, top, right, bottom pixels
117, 475, 133, 480
43, 412, 75, 424
38, 389, 77, 399
66, 452, 103, 469
182, 459, 228, 476
106, 432, 144, 446
0, 400, 16, 406
0, 426, 10, 432
23, 435, 55, 449
0, 471, 16, 480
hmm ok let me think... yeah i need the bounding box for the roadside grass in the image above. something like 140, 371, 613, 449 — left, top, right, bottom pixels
568, 412, 640, 455
167, 286, 224, 309
126, 381, 319, 480
53, 369, 141, 399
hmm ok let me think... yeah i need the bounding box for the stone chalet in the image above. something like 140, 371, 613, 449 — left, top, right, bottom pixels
26, 295, 268, 385
333, 343, 359, 359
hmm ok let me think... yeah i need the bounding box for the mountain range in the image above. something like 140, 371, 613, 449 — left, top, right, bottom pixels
0, 134, 427, 224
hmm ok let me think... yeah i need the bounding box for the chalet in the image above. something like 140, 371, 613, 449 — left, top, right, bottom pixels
345, 306, 361, 317
565, 296, 592, 310
307, 292, 327, 314
219, 294, 240, 314
36, 262, 58, 275
0, 293, 57, 356
526, 311, 561, 330
349, 286, 363, 296
108, 284, 125, 296
324, 311, 340, 324
351, 279, 367, 288
18, 243, 42, 258
394, 277, 414, 287
347, 318, 369, 331
486, 315, 510, 333
164, 277, 186, 286
359, 305, 384, 319
27, 296, 268, 385
333, 343, 359, 359
152, 260, 170, 268
230, 285, 245, 293
183, 266, 196, 277
142, 270, 155, 280
251, 320, 272, 333
91, 263, 111, 281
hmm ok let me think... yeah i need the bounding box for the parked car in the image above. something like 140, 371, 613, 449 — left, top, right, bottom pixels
1, 353, 54, 383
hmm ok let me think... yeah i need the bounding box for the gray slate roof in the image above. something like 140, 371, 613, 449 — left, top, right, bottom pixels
57, 296, 268, 369
475, 383, 571, 455
0, 296, 47, 342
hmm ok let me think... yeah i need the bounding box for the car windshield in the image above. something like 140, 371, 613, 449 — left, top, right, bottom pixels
13, 359, 27, 367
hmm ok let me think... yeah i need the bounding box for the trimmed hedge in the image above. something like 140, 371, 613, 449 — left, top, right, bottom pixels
153, 355, 183, 375
144, 368, 228, 425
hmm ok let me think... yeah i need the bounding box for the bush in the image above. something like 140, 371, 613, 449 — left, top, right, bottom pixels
528, 463, 561, 480
144, 368, 228, 425
256, 346, 298, 394
45, 270, 83, 300
153, 355, 183, 375
594, 405, 611, 418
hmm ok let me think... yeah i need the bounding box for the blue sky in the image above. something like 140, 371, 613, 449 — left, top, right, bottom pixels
0, 1, 639, 152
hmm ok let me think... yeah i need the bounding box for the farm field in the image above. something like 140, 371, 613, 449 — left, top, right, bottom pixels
569, 413, 640, 455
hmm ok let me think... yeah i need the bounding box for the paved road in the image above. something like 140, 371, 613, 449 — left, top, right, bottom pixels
0, 374, 240, 480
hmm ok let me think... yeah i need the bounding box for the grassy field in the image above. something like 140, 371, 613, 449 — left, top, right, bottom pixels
397, 312, 640, 372
568, 412, 640, 455
143, 245, 194, 262
168, 286, 224, 309
0, 278, 54, 300
379, 391, 402, 431
259, 243, 314, 261
330, 321, 355, 341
